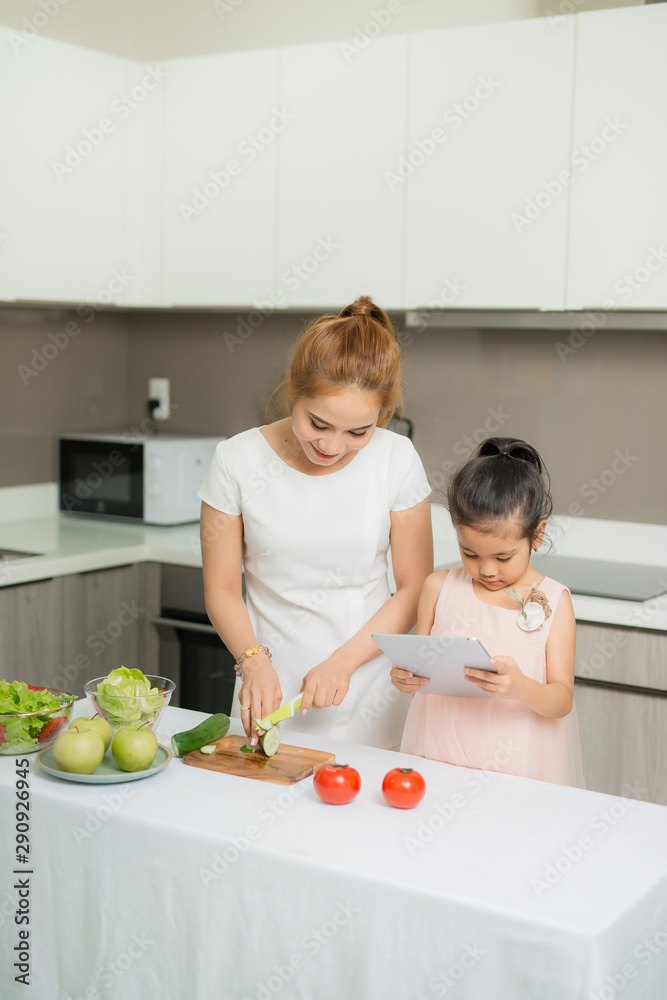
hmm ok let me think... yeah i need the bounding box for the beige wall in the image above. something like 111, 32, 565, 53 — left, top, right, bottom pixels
0, 308, 130, 486
1, 305, 664, 523
0, 0, 643, 60
125, 310, 666, 524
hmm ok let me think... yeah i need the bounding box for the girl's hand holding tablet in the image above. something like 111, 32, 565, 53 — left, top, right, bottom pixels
464, 655, 524, 699
390, 664, 430, 695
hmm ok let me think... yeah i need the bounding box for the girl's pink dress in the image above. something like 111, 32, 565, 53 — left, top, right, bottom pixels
400, 566, 585, 787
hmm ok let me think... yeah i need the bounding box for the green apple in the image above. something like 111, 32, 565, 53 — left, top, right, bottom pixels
53, 728, 106, 774
69, 716, 112, 752
112, 726, 158, 772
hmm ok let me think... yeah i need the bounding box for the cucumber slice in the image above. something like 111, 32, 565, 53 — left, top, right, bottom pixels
199, 745, 217, 755
259, 726, 281, 758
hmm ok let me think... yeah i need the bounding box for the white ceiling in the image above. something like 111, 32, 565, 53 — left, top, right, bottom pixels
0, 0, 645, 60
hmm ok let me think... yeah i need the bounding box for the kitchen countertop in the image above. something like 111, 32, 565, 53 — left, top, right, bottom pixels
0, 483, 666, 630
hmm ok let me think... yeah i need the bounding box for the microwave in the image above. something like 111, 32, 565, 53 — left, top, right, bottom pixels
58, 432, 223, 525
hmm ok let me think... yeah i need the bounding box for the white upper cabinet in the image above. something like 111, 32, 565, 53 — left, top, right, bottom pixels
404, 17, 575, 311
566, 4, 667, 310
277, 36, 409, 310
3, 8, 663, 314
0, 31, 127, 305
162, 49, 279, 307
121, 60, 166, 307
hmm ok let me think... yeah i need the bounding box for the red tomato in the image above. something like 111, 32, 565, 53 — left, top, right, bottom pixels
38, 716, 69, 744
382, 768, 426, 809
313, 764, 361, 805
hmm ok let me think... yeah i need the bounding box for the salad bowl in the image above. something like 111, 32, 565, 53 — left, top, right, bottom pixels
0, 682, 76, 755
84, 669, 176, 734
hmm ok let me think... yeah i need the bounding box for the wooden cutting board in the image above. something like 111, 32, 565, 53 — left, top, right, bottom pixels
182, 735, 336, 785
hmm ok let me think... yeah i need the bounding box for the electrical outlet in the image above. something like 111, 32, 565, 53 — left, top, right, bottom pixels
149, 377, 171, 421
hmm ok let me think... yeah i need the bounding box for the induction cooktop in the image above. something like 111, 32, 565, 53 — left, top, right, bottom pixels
529, 556, 667, 602
444, 556, 667, 602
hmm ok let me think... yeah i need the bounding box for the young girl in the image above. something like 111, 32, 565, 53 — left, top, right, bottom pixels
392, 437, 584, 787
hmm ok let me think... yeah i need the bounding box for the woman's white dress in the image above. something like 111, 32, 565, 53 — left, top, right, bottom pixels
197, 426, 429, 748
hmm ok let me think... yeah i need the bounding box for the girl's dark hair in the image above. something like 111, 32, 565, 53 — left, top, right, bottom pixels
447, 437, 552, 545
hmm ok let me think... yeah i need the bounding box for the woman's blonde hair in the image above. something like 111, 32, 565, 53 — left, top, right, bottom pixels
280, 296, 403, 426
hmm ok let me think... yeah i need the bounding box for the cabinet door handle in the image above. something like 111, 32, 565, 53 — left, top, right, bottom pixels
575, 676, 667, 699
149, 615, 218, 635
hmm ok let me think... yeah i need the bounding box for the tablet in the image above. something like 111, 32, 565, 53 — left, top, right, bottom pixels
372, 633, 497, 698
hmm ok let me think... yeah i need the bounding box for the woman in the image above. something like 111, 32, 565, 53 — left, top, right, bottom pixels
197, 296, 432, 748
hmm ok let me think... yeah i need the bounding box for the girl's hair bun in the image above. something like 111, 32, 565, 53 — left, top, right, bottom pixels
447, 436, 552, 546
477, 437, 545, 474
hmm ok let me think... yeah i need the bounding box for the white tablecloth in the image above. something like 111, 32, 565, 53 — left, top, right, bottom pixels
2, 704, 667, 1000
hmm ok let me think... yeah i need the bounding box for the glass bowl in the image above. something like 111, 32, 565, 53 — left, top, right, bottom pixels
0, 686, 76, 755
83, 675, 176, 734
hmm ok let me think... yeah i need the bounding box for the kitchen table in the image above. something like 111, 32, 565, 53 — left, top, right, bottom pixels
2, 704, 667, 1000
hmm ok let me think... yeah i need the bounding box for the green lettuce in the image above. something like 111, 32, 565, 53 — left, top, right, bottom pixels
0, 680, 72, 751
3, 717, 39, 747
0, 680, 63, 716
94, 667, 164, 730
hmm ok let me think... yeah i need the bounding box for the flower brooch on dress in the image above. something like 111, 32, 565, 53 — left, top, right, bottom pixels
505, 579, 552, 632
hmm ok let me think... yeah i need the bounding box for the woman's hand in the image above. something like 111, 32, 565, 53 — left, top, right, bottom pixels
238, 654, 282, 740
464, 656, 526, 700
300, 657, 355, 711
390, 665, 430, 694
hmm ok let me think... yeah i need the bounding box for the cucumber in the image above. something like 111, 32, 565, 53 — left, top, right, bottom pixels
171, 714, 230, 757
259, 726, 281, 758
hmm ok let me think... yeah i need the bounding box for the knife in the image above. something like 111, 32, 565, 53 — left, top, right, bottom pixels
254, 694, 303, 732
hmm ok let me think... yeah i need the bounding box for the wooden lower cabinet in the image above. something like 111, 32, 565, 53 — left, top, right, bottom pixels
0, 577, 63, 690
574, 681, 667, 805
1, 564, 160, 698
574, 621, 667, 805
58, 563, 160, 697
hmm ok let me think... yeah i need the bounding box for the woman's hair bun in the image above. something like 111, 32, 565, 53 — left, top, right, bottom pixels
339, 295, 388, 324
278, 294, 403, 427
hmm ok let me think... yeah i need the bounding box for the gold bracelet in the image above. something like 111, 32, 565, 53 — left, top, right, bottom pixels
234, 644, 271, 679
